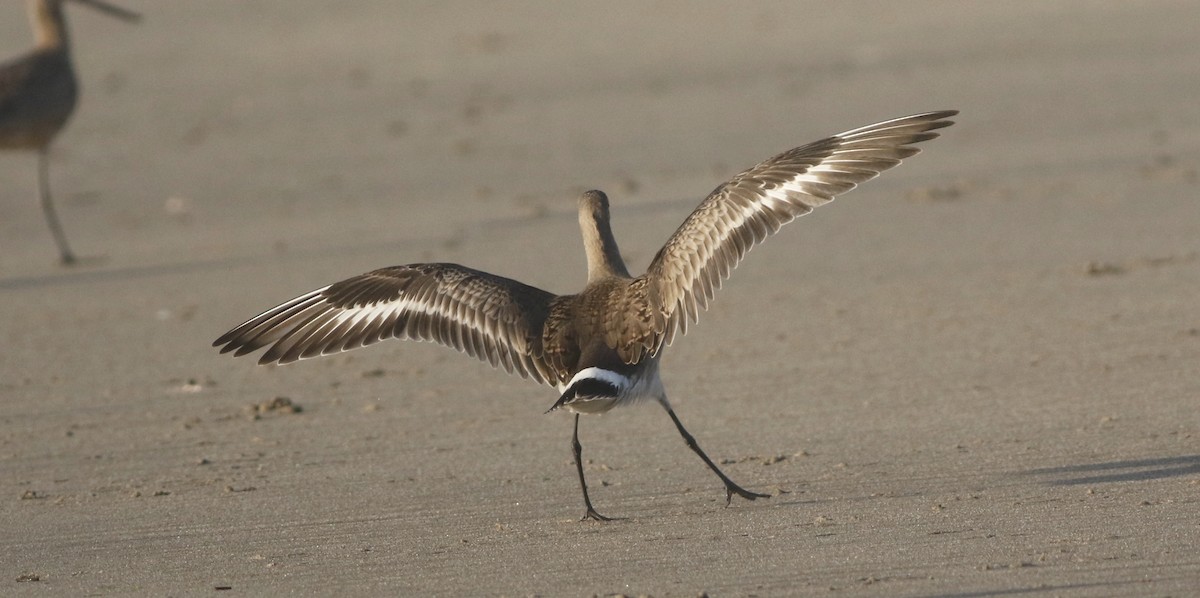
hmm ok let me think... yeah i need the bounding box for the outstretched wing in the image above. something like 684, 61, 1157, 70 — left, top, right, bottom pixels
213, 263, 564, 386
615, 110, 957, 362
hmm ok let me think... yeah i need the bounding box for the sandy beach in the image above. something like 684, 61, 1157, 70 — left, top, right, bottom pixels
2, 2, 1198, 595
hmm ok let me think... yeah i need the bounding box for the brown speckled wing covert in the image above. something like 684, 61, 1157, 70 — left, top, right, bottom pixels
213, 264, 565, 386
613, 110, 958, 363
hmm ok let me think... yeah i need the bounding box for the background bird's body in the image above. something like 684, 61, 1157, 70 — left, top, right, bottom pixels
0, 50, 77, 150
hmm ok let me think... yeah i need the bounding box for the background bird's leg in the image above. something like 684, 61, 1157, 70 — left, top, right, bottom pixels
572, 414, 612, 521
38, 148, 76, 265
664, 404, 770, 504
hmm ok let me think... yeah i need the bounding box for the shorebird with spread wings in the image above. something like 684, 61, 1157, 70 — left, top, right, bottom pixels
215, 110, 957, 520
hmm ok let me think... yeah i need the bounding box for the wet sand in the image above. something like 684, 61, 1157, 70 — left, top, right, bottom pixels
2, 2, 1198, 595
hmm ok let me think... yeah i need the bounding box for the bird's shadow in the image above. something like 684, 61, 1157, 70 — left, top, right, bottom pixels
0, 196, 693, 293
0, 253, 242, 292
0, 229, 449, 293
1021, 454, 1200, 486
59, 253, 109, 269
916, 579, 1153, 598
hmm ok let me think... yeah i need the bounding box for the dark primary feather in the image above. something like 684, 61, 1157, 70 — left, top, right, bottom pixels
213, 263, 566, 386
613, 110, 957, 363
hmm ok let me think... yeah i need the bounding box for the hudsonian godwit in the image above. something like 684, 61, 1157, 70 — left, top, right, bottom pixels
215, 110, 958, 520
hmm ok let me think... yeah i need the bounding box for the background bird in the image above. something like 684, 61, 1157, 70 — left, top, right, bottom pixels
0, 0, 140, 265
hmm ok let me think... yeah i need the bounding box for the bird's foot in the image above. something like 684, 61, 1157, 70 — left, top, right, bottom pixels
724, 483, 771, 506
581, 507, 615, 522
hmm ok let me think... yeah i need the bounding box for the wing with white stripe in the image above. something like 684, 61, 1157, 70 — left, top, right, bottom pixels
213, 263, 563, 385
618, 110, 957, 362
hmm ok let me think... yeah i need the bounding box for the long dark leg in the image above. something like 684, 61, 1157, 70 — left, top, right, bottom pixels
38, 148, 76, 265
571, 414, 611, 521
665, 405, 770, 505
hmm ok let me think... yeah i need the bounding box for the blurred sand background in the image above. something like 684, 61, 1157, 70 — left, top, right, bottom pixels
2, 1, 1198, 595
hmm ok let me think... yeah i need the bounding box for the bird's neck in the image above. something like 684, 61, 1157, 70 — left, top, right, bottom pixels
31, 0, 70, 50
579, 206, 631, 282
